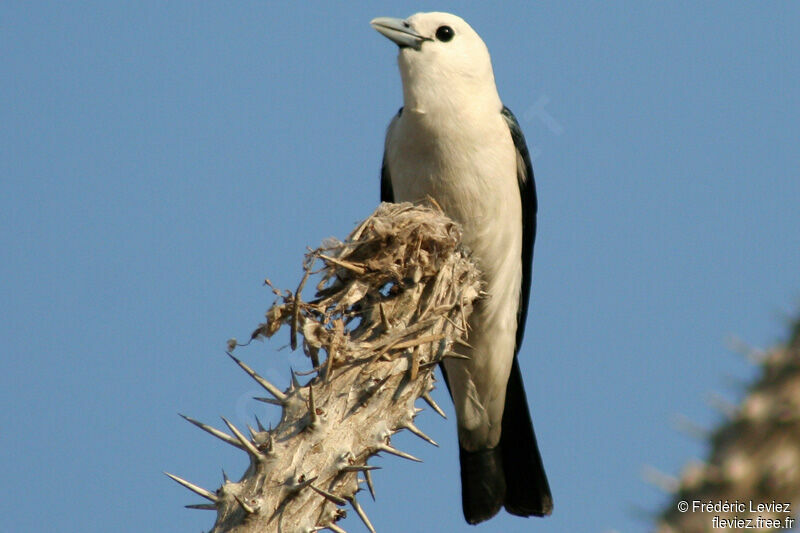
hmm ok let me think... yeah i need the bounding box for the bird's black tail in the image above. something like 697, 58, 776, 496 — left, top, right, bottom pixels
501, 357, 552, 517
459, 358, 552, 524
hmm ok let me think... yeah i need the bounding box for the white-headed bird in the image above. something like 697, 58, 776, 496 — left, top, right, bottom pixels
371, 12, 553, 524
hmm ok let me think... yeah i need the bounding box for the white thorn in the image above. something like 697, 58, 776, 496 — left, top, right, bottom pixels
377, 443, 422, 462
164, 472, 218, 502
290, 367, 302, 390
221, 417, 265, 460
347, 496, 376, 533
178, 414, 245, 451
421, 392, 446, 419
185, 503, 217, 510
254, 396, 284, 406
442, 350, 470, 360
364, 469, 376, 500
227, 352, 287, 403
234, 494, 257, 514
454, 338, 474, 349
266, 426, 275, 452
403, 421, 438, 447
288, 474, 317, 493
310, 484, 347, 506
341, 464, 381, 473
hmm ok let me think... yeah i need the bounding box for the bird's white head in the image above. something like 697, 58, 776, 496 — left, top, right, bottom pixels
371, 12, 502, 116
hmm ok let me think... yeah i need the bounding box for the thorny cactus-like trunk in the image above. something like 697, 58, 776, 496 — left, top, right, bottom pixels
656, 320, 800, 532
167, 202, 483, 532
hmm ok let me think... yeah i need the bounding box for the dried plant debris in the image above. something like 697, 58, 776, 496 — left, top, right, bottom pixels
655, 321, 800, 533
168, 202, 483, 532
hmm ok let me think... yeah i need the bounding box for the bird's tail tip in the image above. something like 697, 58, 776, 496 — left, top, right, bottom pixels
459, 442, 553, 524
459, 446, 506, 524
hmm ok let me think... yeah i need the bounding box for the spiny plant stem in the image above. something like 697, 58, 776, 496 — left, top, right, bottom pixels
169, 203, 483, 532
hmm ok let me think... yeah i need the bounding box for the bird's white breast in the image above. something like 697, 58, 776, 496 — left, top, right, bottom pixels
387, 109, 522, 449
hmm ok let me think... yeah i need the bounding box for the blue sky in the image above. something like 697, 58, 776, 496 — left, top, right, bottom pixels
2, 2, 799, 532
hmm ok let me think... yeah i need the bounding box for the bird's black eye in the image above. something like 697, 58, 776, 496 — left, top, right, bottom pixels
435, 25, 454, 42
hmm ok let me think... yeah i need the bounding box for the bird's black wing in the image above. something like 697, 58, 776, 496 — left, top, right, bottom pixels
498, 107, 552, 518
380, 108, 402, 203
501, 106, 537, 354
380, 156, 394, 202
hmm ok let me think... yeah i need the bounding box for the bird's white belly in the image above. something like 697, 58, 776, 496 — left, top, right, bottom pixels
388, 118, 523, 449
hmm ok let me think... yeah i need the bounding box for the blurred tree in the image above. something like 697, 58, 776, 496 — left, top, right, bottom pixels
657, 318, 800, 532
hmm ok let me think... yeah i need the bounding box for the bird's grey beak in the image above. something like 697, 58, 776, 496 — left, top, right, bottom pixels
370, 17, 431, 50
